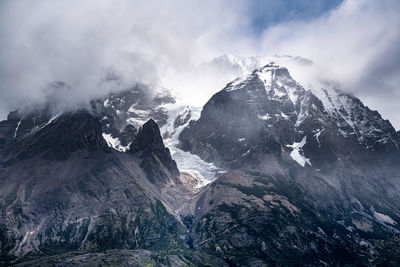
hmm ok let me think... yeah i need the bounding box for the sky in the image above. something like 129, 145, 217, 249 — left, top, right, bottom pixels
0, 0, 399, 129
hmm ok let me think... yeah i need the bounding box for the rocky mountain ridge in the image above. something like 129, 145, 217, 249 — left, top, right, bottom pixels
1, 60, 400, 266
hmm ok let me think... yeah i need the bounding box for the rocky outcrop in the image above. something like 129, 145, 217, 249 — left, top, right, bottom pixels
129, 119, 180, 185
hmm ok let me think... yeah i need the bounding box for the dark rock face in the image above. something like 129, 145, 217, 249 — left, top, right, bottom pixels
1, 109, 109, 163
130, 119, 166, 152
118, 124, 137, 147
0, 112, 20, 154
0, 108, 53, 157
188, 170, 400, 266
130, 119, 180, 185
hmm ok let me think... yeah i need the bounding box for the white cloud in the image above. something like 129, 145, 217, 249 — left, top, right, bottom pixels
0, 0, 250, 115
0, 0, 399, 129
257, 0, 400, 128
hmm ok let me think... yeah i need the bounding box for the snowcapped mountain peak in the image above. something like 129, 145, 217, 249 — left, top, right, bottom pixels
223, 62, 305, 108
180, 57, 400, 174
255, 63, 282, 84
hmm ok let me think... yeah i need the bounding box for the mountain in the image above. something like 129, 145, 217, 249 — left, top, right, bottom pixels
1, 60, 400, 266
0, 107, 215, 265
178, 63, 400, 265
179, 63, 400, 168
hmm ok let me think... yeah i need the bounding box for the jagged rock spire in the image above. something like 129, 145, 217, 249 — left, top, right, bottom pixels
130, 119, 180, 185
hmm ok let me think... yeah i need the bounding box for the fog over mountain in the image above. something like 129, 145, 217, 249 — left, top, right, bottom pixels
0, 0, 399, 128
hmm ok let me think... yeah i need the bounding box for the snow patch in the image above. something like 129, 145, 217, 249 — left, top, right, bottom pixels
373, 210, 396, 225
280, 112, 288, 119
13, 120, 21, 138
126, 117, 149, 129
276, 75, 299, 104
45, 113, 61, 126
258, 114, 271, 120
313, 129, 325, 147
102, 133, 130, 152
103, 99, 110, 108
295, 98, 308, 127
242, 149, 251, 157
256, 68, 273, 92
287, 136, 312, 167
311, 87, 359, 136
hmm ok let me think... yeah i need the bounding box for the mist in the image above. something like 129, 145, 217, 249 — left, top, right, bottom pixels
0, 0, 248, 115
0, 0, 399, 128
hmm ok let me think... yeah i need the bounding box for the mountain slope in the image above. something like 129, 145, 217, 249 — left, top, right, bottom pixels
0, 109, 197, 265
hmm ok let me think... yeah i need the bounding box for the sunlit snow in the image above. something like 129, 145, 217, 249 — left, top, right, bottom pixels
373, 210, 396, 225
161, 104, 221, 187
102, 133, 131, 152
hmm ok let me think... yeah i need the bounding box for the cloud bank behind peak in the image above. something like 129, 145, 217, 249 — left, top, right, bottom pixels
0, 0, 399, 128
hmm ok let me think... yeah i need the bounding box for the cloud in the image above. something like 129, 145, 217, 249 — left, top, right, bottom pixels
0, 0, 399, 129
0, 0, 250, 116
256, 0, 400, 128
